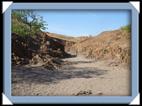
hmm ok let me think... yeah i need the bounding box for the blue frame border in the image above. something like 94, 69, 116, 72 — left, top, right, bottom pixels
3, 3, 139, 104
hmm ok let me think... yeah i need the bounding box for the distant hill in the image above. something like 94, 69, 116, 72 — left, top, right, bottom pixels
45, 32, 78, 43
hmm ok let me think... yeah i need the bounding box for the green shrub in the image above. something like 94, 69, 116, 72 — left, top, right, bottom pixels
121, 24, 131, 32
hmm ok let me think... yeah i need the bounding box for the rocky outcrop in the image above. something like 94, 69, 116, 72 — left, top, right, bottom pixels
12, 32, 72, 70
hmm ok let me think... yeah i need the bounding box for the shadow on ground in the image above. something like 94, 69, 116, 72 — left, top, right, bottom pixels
62, 52, 77, 58
64, 60, 94, 65
12, 65, 108, 85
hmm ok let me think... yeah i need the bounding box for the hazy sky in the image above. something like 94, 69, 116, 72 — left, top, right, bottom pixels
35, 10, 130, 37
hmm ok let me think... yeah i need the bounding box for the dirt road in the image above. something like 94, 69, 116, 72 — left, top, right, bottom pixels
12, 56, 130, 96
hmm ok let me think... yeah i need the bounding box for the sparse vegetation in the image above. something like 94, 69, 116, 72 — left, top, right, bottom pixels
120, 24, 131, 32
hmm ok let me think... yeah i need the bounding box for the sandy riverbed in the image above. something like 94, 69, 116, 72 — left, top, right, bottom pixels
12, 56, 131, 96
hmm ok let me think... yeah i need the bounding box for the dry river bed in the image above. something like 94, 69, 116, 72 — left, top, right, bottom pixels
12, 56, 131, 96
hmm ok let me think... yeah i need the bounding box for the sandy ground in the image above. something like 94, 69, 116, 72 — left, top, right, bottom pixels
12, 56, 131, 96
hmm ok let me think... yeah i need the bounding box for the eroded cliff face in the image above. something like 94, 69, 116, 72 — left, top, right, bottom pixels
12, 32, 73, 70
66, 29, 131, 64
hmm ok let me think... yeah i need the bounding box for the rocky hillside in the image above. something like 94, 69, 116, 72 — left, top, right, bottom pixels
67, 29, 131, 64
12, 26, 131, 68
12, 32, 73, 70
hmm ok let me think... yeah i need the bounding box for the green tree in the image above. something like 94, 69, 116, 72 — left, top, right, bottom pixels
12, 10, 47, 36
